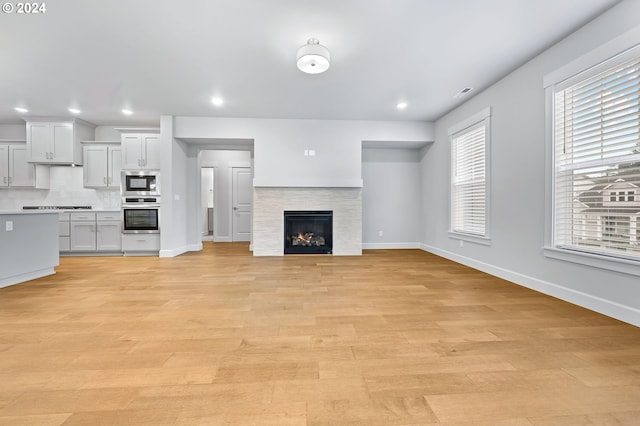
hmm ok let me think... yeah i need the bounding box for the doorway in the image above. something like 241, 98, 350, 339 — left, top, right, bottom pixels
201, 167, 215, 241
199, 149, 253, 244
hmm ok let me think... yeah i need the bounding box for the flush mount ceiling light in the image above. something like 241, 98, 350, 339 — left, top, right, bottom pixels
396, 102, 408, 110
121, 109, 133, 115
68, 108, 81, 114
211, 97, 224, 106
14, 106, 28, 113
297, 38, 330, 74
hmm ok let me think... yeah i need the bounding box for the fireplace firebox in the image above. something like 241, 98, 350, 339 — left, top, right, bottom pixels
284, 211, 333, 254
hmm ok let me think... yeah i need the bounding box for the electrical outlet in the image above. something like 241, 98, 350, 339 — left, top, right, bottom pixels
5, 220, 13, 232
308, 149, 316, 156
459, 240, 464, 247
378, 230, 383, 237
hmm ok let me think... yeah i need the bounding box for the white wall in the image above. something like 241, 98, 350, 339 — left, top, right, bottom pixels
174, 117, 433, 188
159, 115, 192, 257
362, 148, 423, 248
421, 0, 640, 326
0, 124, 27, 140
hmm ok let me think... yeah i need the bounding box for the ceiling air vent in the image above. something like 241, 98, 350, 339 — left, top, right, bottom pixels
454, 87, 473, 99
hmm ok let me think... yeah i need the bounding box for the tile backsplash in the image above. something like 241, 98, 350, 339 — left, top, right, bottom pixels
1, 166, 120, 210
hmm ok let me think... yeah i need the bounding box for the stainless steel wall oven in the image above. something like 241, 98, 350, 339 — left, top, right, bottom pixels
121, 197, 160, 234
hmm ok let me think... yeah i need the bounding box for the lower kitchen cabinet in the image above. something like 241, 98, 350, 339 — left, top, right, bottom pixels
96, 212, 121, 251
58, 212, 70, 251
70, 212, 96, 251
60, 211, 122, 253
122, 233, 160, 254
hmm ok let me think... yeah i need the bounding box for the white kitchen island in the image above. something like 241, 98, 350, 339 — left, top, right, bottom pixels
0, 211, 59, 288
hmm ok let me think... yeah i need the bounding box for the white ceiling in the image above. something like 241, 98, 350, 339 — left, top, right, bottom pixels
0, 0, 621, 126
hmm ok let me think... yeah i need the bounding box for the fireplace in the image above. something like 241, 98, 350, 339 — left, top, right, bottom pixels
284, 211, 333, 254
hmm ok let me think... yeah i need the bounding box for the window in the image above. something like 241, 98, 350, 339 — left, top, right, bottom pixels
550, 50, 640, 262
449, 108, 491, 243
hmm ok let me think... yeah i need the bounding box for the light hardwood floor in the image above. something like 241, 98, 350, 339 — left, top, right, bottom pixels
1, 243, 639, 425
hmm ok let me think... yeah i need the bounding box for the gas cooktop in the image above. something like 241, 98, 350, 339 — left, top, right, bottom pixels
22, 206, 93, 210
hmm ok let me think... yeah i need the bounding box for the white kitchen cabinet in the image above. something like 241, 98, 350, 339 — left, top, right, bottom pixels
122, 233, 160, 254
25, 118, 95, 165
0, 141, 50, 188
62, 212, 122, 253
58, 212, 71, 252
82, 143, 121, 189
121, 133, 160, 170
96, 212, 122, 251
70, 212, 97, 252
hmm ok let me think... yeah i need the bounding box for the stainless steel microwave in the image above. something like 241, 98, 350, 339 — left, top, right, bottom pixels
122, 171, 160, 196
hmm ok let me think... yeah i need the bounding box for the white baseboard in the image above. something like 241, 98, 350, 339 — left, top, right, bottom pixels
213, 236, 232, 243
421, 244, 640, 327
1, 267, 56, 289
362, 242, 421, 250
159, 243, 203, 258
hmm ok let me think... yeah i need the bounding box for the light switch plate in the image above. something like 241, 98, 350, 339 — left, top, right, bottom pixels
6, 220, 13, 232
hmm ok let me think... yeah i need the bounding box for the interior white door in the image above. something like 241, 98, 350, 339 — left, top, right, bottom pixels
232, 167, 252, 242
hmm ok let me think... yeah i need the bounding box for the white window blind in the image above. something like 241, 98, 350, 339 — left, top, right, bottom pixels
553, 55, 640, 260
451, 122, 487, 237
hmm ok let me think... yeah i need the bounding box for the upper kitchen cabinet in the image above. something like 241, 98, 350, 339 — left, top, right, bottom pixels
82, 142, 121, 189
119, 129, 160, 170
0, 141, 50, 189
25, 118, 95, 165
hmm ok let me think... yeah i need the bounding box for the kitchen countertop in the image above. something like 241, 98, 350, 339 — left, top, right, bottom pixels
0, 210, 62, 215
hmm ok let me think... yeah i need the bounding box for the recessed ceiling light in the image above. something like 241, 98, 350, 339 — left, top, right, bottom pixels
14, 107, 28, 113
121, 109, 133, 115
68, 108, 81, 114
211, 97, 224, 106
396, 102, 408, 110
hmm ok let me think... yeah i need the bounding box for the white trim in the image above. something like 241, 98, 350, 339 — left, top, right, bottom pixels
447, 107, 491, 136
421, 244, 640, 327
213, 236, 232, 243
447, 232, 492, 246
362, 242, 421, 250
543, 24, 640, 88
543, 246, 640, 278
159, 244, 202, 257
0, 268, 55, 289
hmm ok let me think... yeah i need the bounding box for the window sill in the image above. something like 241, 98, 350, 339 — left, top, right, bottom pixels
448, 232, 492, 246
544, 246, 640, 277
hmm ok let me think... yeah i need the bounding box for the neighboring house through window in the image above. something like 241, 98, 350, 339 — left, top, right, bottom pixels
449, 107, 491, 245
545, 31, 640, 273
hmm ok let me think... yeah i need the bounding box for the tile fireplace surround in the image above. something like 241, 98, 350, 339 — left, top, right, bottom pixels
253, 187, 362, 256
